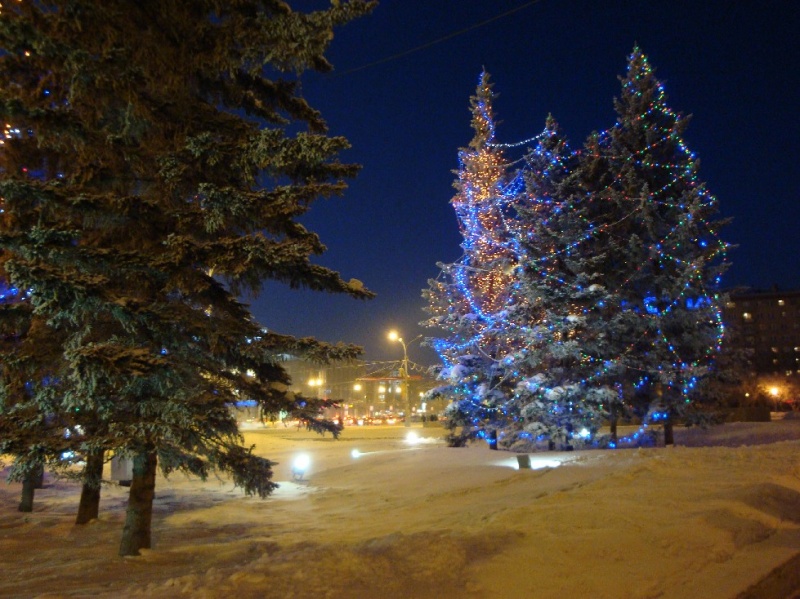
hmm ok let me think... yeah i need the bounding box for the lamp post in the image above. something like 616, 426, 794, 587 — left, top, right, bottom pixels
388, 330, 421, 427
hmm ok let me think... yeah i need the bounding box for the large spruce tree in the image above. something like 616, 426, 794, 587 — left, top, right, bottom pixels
423, 71, 520, 447
503, 117, 616, 449
583, 48, 729, 444
0, 0, 375, 555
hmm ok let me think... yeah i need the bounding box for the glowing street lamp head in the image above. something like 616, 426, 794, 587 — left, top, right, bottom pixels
769, 386, 780, 397
388, 330, 401, 342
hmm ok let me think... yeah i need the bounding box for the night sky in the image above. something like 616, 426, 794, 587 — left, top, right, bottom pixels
250, 0, 799, 366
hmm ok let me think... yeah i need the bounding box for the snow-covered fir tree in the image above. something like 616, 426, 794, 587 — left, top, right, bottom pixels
0, 270, 60, 511
0, 0, 375, 555
581, 47, 729, 444
501, 117, 618, 450
423, 71, 522, 447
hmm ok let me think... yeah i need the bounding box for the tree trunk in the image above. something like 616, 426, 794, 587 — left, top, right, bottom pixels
18, 462, 44, 512
654, 383, 675, 446
610, 416, 618, 444
664, 419, 674, 446
76, 449, 104, 525
18, 475, 35, 512
118, 450, 157, 557
33, 463, 44, 489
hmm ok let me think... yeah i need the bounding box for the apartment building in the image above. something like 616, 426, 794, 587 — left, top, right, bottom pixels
724, 288, 800, 376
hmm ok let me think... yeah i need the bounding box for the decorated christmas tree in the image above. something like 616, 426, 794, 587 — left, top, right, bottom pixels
579, 47, 729, 444
501, 117, 616, 449
423, 72, 521, 447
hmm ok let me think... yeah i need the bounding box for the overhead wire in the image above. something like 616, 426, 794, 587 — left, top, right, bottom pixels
330, 0, 545, 78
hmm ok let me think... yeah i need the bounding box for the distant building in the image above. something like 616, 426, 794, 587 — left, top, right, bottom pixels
232, 356, 367, 423
724, 288, 800, 376
280, 356, 366, 403
280, 357, 439, 418
354, 365, 440, 418
723, 287, 800, 409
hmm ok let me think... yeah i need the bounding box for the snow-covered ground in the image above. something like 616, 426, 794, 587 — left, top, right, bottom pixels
2, 418, 800, 598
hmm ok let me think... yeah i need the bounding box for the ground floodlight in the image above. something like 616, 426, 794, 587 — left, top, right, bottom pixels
292, 454, 310, 480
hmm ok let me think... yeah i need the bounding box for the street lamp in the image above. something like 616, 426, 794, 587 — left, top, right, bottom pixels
307, 376, 323, 398
769, 386, 781, 411
388, 330, 421, 427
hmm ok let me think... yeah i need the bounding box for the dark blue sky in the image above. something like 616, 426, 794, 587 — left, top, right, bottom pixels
251, 0, 799, 366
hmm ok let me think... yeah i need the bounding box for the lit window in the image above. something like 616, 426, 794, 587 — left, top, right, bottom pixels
778, 299, 785, 306
726, 301, 736, 308
742, 312, 752, 321
772, 347, 779, 353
